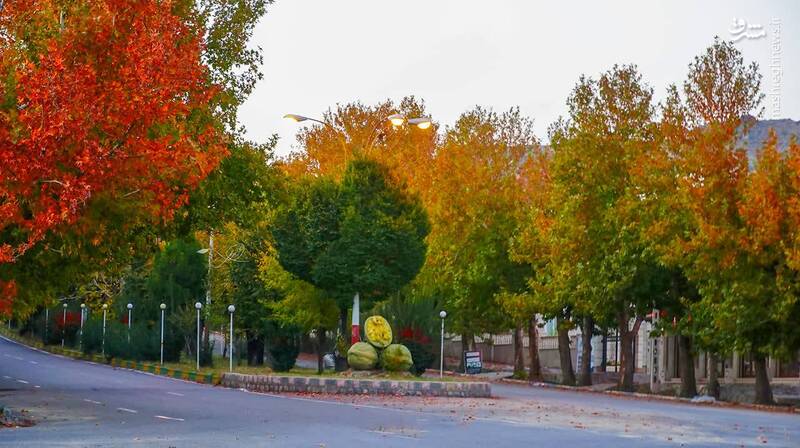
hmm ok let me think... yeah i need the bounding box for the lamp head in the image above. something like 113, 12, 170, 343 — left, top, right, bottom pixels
127, 303, 133, 310
409, 117, 433, 130
160, 303, 167, 310
80, 303, 86, 309
195, 302, 203, 310
228, 305, 236, 313
102, 304, 108, 310
283, 114, 309, 123
387, 114, 406, 127
439, 310, 447, 319
63, 303, 68, 308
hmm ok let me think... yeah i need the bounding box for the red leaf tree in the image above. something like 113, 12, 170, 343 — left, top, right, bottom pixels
0, 0, 226, 267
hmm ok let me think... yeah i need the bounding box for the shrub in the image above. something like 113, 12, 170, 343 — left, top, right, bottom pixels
403, 340, 435, 376
268, 339, 299, 372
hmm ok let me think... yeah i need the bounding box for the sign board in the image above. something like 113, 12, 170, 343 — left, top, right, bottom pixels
463, 350, 482, 374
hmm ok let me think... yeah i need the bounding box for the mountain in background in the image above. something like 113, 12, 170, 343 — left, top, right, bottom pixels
739, 117, 800, 158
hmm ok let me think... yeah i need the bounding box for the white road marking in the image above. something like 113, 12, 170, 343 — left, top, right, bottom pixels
12, 356, 22, 360
367, 430, 419, 440
117, 407, 138, 414
2, 354, 10, 357
29, 360, 38, 364
83, 398, 102, 405
154, 415, 184, 421
167, 392, 184, 397
16, 379, 28, 384
34, 385, 41, 388
2, 375, 10, 379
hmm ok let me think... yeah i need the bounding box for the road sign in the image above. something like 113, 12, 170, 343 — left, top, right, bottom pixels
464, 350, 482, 374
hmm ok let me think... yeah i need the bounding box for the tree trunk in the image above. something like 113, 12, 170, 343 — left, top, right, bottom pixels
677, 334, 697, 398
557, 324, 576, 386
753, 353, 774, 405
527, 317, 542, 382
512, 325, 525, 378
246, 335, 264, 366
459, 333, 473, 372
339, 308, 348, 343
578, 316, 593, 386
707, 352, 720, 399
316, 328, 327, 374
618, 314, 642, 392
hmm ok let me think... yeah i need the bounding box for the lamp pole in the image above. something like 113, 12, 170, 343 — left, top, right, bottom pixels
126, 303, 133, 343
284, 112, 434, 344
79, 303, 86, 351
101, 304, 108, 356
227, 305, 235, 372
160, 303, 166, 365
61, 303, 67, 347
439, 310, 447, 378
195, 302, 202, 371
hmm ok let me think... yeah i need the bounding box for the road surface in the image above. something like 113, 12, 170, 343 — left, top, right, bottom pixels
0, 336, 797, 447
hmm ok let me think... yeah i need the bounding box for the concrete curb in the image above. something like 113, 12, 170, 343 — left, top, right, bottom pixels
0, 330, 220, 386
498, 378, 800, 414
222, 372, 492, 397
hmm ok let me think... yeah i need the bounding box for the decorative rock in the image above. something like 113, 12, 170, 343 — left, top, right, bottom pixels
364, 315, 393, 348
347, 342, 378, 370
381, 343, 413, 371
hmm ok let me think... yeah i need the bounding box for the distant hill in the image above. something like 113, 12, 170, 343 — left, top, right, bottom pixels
739, 117, 800, 158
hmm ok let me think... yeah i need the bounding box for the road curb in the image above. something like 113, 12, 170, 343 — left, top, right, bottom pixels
498, 377, 800, 414
0, 330, 220, 386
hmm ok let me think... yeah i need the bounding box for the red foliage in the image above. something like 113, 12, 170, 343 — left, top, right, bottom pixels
398, 326, 430, 345
0, 0, 226, 263
0, 281, 16, 317
54, 311, 81, 329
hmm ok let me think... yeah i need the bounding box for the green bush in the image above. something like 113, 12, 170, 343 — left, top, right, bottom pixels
403, 340, 435, 376
268, 340, 299, 372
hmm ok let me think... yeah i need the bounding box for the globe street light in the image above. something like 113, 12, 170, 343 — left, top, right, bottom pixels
79, 303, 86, 351
227, 305, 236, 372
126, 303, 133, 343
194, 302, 203, 371
159, 303, 167, 365
439, 310, 447, 378
61, 303, 68, 348
102, 304, 108, 356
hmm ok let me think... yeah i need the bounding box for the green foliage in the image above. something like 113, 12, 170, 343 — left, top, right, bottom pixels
147, 238, 207, 314
268, 338, 299, 372
272, 158, 429, 313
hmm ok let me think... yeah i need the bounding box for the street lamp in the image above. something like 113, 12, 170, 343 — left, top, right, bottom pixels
159, 303, 167, 365
227, 305, 235, 372
126, 303, 133, 343
439, 310, 447, 378
194, 302, 202, 371
101, 304, 108, 356
61, 303, 68, 348
79, 303, 86, 351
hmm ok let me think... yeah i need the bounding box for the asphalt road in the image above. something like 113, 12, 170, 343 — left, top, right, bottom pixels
0, 336, 797, 447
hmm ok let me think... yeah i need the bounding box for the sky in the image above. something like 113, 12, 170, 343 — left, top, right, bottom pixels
238, 0, 800, 157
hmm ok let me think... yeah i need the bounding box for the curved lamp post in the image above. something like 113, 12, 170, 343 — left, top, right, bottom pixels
159, 303, 167, 365
284, 112, 433, 344
194, 302, 203, 371
439, 310, 447, 377
227, 305, 236, 372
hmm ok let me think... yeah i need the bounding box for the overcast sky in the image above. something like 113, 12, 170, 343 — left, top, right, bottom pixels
238, 0, 799, 157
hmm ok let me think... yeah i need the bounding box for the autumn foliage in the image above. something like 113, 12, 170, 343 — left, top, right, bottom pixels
0, 0, 226, 264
